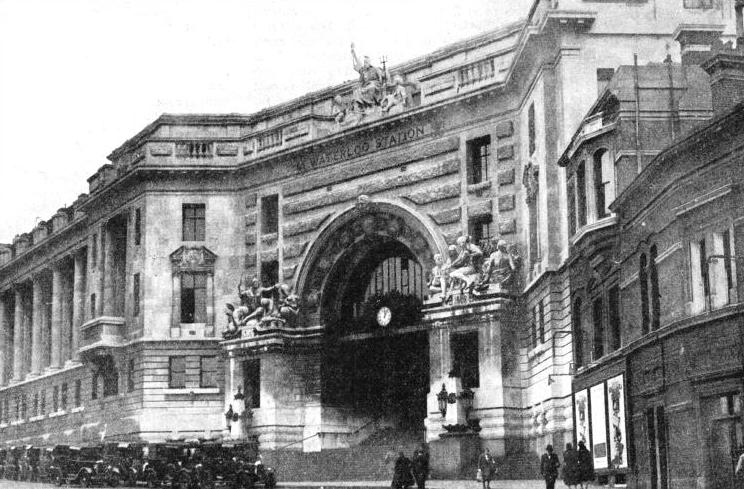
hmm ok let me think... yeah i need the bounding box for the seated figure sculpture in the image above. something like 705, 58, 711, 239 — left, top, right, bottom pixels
448, 235, 483, 296
222, 277, 301, 338
476, 239, 521, 294
427, 253, 451, 304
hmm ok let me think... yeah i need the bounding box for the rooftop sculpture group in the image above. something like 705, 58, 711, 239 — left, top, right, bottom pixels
332, 43, 418, 126
222, 276, 300, 340
427, 235, 521, 305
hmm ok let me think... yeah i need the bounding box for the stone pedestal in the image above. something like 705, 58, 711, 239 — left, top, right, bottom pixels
429, 432, 481, 479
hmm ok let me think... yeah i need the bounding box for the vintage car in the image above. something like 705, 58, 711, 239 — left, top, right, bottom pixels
3, 445, 23, 480
128, 442, 191, 488
102, 442, 140, 486
51, 445, 122, 487
36, 447, 55, 483
178, 440, 275, 489
19, 446, 41, 481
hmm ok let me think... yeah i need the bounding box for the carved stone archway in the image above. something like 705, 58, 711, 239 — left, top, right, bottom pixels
295, 196, 446, 327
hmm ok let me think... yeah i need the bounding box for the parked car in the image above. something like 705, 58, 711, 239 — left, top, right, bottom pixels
3, 445, 23, 480
102, 442, 139, 486
51, 445, 121, 487
129, 442, 190, 488
36, 447, 56, 483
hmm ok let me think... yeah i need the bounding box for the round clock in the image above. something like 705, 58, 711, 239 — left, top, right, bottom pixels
376, 306, 392, 327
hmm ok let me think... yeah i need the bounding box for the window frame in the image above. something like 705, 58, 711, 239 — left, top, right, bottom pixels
180, 272, 207, 324
169, 356, 187, 389
466, 135, 492, 185
200, 356, 219, 388
182, 203, 206, 242
260, 194, 280, 236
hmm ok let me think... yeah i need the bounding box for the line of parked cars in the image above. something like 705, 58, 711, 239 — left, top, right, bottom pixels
0, 439, 276, 488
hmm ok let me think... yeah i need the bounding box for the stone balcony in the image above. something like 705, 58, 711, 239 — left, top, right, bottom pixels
79, 316, 126, 356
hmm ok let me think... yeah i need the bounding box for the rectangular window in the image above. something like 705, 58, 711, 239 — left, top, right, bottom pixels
466, 136, 491, 185
90, 293, 96, 319
127, 358, 135, 392
689, 239, 708, 313
710, 230, 732, 309
182, 204, 206, 241
567, 177, 577, 236
134, 208, 142, 245
683, 0, 714, 8
531, 306, 538, 349
609, 286, 621, 351
92, 372, 99, 400
261, 195, 279, 235
573, 298, 584, 368
576, 163, 587, 227
180, 273, 207, 323
261, 260, 279, 287
33, 392, 38, 417
133, 273, 141, 317
538, 300, 545, 343
592, 297, 604, 360
650, 246, 660, 330
451, 332, 480, 388
61, 383, 68, 411
200, 356, 219, 388
169, 357, 187, 388
39, 389, 45, 415
243, 359, 261, 409
21, 393, 26, 420
91, 233, 98, 267
528, 103, 536, 156
468, 216, 492, 247
74, 380, 81, 407
52, 386, 59, 412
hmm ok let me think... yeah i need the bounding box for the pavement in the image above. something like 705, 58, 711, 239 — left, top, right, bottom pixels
0, 480, 555, 489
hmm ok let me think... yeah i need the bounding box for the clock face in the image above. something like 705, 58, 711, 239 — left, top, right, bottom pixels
376, 306, 392, 327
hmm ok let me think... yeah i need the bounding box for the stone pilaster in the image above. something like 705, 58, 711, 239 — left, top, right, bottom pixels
0, 293, 7, 385
103, 225, 115, 317
50, 265, 62, 369
96, 229, 105, 317
13, 287, 23, 381
71, 251, 85, 359
31, 277, 43, 376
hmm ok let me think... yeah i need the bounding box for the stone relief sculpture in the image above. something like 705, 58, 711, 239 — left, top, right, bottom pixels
426, 235, 522, 305
332, 43, 418, 126
222, 275, 300, 339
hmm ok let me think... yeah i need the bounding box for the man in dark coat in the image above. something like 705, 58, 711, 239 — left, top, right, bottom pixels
411, 445, 429, 489
392, 451, 413, 489
540, 445, 561, 489
477, 448, 497, 489
563, 443, 581, 489
577, 441, 595, 489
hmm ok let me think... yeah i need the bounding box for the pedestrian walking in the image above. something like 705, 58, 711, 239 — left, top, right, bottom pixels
577, 440, 595, 489
540, 445, 561, 489
411, 445, 429, 489
477, 448, 497, 489
392, 451, 414, 489
563, 443, 581, 489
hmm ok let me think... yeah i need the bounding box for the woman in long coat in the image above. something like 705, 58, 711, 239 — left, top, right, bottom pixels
563, 443, 581, 489
392, 452, 414, 489
577, 441, 595, 489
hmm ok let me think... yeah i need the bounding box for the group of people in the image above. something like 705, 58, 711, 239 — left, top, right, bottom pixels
540, 442, 594, 489
391, 446, 430, 489
428, 236, 520, 303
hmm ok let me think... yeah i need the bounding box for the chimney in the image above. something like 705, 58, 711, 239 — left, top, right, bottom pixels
702, 48, 744, 115
673, 24, 725, 66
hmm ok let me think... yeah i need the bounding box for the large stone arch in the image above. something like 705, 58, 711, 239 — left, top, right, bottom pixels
295, 196, 447, 327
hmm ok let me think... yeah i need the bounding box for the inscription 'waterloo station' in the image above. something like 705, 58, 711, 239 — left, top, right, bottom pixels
296, 125, 428, 172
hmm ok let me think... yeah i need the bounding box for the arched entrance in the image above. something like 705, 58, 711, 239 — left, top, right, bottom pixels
296, 197, 444, 432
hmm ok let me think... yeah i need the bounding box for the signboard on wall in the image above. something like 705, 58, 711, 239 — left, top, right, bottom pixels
590, 383, 609, 470
574, 389, 591, 448
607, 374, 628, 469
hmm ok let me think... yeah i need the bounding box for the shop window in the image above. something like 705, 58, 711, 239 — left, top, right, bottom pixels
466, 136, 491, 185
133, 273, 141, 317
468, 216, 492, 248
169, 357, 187, 389
182, 204, 206, 241
649, 245, 660, 330
608, 286, 621, 351
61, 383, 68, 411
261, 194, 279, 235
261, 260, 279, 287
592, 297, 604, 360
576, 162, 587, 227
200, 356, 219, 388
593, 149, 614, 219
74, 380, 81, 407
640, 253, 650, 334
134, 208, 142, 245
573, 298, 584, 368
451, 332, 479, 388
181, 272, 207, 323
243, 359, 261, 409
528, 103, 536, 156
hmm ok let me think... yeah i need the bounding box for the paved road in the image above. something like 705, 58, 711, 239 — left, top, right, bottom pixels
0, 480, 557, 489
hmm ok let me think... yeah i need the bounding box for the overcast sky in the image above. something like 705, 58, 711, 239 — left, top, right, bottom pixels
0, 0, 532, 243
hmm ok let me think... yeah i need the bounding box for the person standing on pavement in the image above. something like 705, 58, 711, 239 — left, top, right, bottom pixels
562, 443, 581, 489
412, 445, 429, 489
478, 447, 497, 489
540, 445, 561, 489
577, 440, 594, 489
392, 451, 414, 489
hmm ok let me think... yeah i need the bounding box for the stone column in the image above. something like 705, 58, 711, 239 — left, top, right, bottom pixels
103, 225, 115, 317
0, 293, 7, 385
50, 265, 63, 369
31, 276, 43, 376
13, 287, 23, 381
71, 251, 85, 359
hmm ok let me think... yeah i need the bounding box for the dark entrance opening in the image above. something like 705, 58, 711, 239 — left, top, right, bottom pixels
323, 330, 429, 430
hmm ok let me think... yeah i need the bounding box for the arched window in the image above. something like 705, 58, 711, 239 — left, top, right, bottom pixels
649, 245, 660, 330
576, 162, 587, 227
593, 149, 615, 219
640, 253, 649, 334
572, 298, 584, 368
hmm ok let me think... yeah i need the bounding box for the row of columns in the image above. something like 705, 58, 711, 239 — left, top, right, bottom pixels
0, 249, 87, 385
